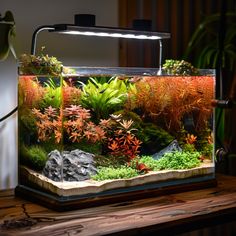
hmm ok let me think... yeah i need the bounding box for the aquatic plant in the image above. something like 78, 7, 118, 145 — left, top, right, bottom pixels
32, 104, 111, 145
185, 134, 197, 144
39, 78, 62, 108
92, 165, 139, 181
19, 52, 63, 76
80, 77, 131, 120
32, 106, 63, 143
19, 108, 38, 143
163, 59, 199, 75
138, 156, 161, 171
107, 118, 142, 162
18, 76, 44, 108
200, 143, 213, 159
20, 145, 48, 171
159, 151, 201, 170
126, 75, 214, 135
63, 105, 108, 143
182, 143, 196, 153
62, 79, 81, 107
139, 123, 174, 155
140, 151, 201, 171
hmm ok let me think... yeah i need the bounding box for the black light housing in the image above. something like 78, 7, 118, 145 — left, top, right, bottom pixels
30, 15, 170, 70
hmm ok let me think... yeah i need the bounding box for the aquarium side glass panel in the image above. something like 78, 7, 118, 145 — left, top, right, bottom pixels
18, 68, 215, 198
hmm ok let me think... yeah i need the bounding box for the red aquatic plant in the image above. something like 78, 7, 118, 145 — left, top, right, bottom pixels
18, 76, 44, 108
63, 105, 108, 143
136, 162, 150, 174
62, 80, 81, 107
185, 134, 197, 144
126, 76, 214, 135
32, 105, 110, 144
32, 106, 63, 143
107, 118, 142, 161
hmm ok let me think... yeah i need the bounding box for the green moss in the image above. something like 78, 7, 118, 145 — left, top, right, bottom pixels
92, 166, 139, 181
182, 143, 196, 153
20, 145, 48, 171
200, 143, 214, 159
140, 151, 201, 171
137, 156, 161, 170
65, 140, 102, 154
163, 59, 199, 76
140, 123, 174, 155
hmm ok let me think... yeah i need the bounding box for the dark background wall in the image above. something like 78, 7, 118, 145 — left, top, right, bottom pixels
119, 0, 235, 67
119, 0, 236, 176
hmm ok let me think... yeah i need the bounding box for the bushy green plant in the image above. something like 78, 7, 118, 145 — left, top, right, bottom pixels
65, 140, 102, 154
80, 77, 131, 120
200, 143, 214, 159
140, 151, 201, 171
92, 165, 139, 181
39, 78, 62, 108
138, 156, 161, 170
19, 53, 63, 76
163, 59, 199, 75
182, 143, 196, 153
157, 151, 201, 170
20, 145, 48, 171
95, 154, 127, 168
139, 123, 174, 155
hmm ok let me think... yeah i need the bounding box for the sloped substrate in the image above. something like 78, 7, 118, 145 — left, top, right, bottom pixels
20, 162, 214, 197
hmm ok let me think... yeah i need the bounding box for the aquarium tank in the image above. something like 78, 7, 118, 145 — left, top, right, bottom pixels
16, 55, 216, 210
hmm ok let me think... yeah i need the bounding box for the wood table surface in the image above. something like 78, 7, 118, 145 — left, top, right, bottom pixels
1, 174, 236, 236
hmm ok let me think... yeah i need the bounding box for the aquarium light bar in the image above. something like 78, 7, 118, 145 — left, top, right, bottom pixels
31, 24, 170, 71
52, 25, 170, 41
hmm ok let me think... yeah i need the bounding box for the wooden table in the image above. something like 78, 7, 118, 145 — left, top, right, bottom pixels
1, 174, 236, 236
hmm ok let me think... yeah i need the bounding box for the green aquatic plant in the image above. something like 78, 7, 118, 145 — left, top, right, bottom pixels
39, 78, 62, 108
140, 151, 201, 171
19, 108, 38, 143
92, 166, 139, 181
20, 145, 48, 171
138, 156, 161, 171
80, 77, 131, 120
139, 123, 174, 155
94, 154, 126, 168
163, 59, 199, 75
182, 143, 196, 153
157, 151, 201, 170
200, 143, 213, 159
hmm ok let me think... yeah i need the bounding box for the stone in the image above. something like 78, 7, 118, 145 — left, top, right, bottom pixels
42, 149, 98, 182
152, 140, 182, 160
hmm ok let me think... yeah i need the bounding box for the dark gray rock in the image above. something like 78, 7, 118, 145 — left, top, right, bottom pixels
43, 150, 63, 181
152, 140, 182, 160
42, 149, 98, 182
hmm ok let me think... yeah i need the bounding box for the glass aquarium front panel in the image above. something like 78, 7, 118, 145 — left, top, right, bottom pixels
18, 68, 215, 198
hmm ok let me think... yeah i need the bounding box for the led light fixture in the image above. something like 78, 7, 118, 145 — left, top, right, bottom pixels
30, 15, 170, 70
52, 24, 170, 40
